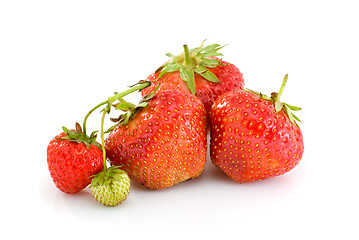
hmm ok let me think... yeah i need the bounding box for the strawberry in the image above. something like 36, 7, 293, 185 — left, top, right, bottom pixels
105, 89, 207, 190
90, 166, 130, 207
47, 123, 104, 193
209, 74, 304, 182
141, 41, 245, 117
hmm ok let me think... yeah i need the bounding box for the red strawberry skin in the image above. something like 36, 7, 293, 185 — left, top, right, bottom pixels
209, 89, 304, 183
105, 90, 207, 190
47, 132, 104, 193
142, 59, 244, 115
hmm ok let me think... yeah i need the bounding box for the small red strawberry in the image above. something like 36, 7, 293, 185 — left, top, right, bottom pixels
105, 89, 207, 190
141, 41, 245, 116
47, 123, 104, 193
209, 74, 304, 182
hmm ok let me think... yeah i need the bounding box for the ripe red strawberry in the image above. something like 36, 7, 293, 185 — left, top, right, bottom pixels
47, 123, 104, 193
105, 90, 207, 190
209, 74, 304, 182
141, 41, 245, 116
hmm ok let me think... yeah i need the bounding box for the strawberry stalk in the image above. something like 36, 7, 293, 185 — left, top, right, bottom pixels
244, 74, 301, 125
271, 74, 302, 125
82, 81, 151, 137
181, 44, 196, 95
58, 81, 151, 152
100, 109, 107, 171
273, 73, 288, 112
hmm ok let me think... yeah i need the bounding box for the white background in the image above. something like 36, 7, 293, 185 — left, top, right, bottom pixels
1, 0, 358, 239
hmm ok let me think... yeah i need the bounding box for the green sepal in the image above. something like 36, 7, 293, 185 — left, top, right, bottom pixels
56, 123, 101, 150
90, 166, 129, 187
200, 43, 227, 53
283, 105, 302, 123
158, 62, 180, 79
165, 52, 176, 58
157, 40, 226, 95
115, 101, 136, 111
199, 51, 223, 58
127, 80, 152, 90
137, 101, 149, 108
104, 123, 119, 134
284, 103, 302, 111
197, 68, 220, 83
105, 83, 161, 132
179, 66, 196, 95
275, 99, 283, 113
199, 57, 220, 68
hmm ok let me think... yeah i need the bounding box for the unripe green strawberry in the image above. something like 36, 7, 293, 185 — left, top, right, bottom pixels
90, 166, 130, 207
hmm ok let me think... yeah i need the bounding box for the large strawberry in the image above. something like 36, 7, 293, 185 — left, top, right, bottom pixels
141, 41, 245, 116
47, 123, 104, 193
105, 89, 207, 190
209, 74, 304, 182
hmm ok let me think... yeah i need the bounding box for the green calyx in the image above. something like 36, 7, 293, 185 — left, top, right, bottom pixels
90, 166, 128, 187
245, 74, 302, 126
57, 122, 101, 149
105, 82, 161, 132
156, 40, 227, 95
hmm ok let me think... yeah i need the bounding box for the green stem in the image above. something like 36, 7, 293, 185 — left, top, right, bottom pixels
273, 74, 288, 113
277, 74, 288, 102
82, 81, 150, 137
83, 100, 108, 137
108, 82, 150, 103
100, 109, 107, 171
183, 44, 193, 68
